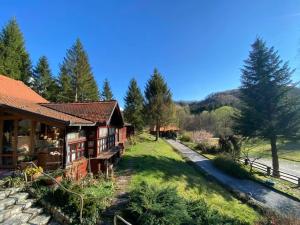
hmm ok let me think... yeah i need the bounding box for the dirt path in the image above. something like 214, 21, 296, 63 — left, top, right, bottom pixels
167, 139, 300, 219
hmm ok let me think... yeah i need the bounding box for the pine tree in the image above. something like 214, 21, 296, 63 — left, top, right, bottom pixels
234, 38, 300, 177
0, 18, 32, 84
57, 39, 99, 102
144, 69, 174, 141
124, 78, 144, 131
32, 56, 58, 102
101, 79, 114, 100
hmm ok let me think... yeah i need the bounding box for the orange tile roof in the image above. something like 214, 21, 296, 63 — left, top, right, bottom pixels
0, 94, 94, 125
42, 101, 119, 124
151, 125, 179, 132
0, 75, 48, 103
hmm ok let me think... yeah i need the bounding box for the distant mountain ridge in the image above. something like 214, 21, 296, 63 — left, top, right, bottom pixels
176, 87, 300, 114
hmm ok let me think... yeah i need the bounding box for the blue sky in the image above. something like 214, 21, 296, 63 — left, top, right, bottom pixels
1, 1, 300, 107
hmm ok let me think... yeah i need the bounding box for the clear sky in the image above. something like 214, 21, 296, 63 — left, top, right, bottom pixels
1, 0, 300, 107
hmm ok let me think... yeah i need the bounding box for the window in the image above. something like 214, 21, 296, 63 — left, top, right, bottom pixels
98, 128, 108, 138
66, 141, 85, 164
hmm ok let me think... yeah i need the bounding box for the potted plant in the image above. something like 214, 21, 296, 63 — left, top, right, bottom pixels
24, 166, 43, 181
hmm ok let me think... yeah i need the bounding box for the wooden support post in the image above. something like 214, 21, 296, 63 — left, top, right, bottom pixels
13, 120, 18, 167
30, 120, 36, 154
298, 178, 300, 187
106, 159, 109, 179
244, 158, 249, 165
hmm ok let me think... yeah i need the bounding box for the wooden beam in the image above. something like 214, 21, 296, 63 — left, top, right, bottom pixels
30, 120, 36, 154
13, 120, 18, 167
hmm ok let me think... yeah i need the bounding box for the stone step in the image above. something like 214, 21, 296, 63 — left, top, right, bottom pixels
2, 212, 32, 225
28, 214, 51, 225
17, 198, 36, 209
9, 192, 29, 203
0, 205, 23, 222
4, 187, 21, 196
0, 190, 6, 200
23, 207, 44, 220
0, 197, 16, 210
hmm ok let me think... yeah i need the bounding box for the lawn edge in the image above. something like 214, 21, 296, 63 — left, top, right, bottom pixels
178, 140, 300, 203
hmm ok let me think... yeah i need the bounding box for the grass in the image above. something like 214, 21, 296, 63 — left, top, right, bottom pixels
117, 133, 261, 224
244, 139, 300, 162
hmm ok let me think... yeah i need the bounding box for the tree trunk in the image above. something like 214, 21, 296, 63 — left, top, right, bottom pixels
270, 136, 280, 177
155, 123, 160, 141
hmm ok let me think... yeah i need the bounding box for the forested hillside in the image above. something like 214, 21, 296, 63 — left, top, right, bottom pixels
177, 87, 300, 114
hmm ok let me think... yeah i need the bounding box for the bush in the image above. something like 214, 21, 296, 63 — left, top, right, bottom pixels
195, 142, 220, 154
213, 156, 251, 179
179, 134, 192, 142
128, 182, 249, 225
128, 182, 189, 225
256, 210, 300, 225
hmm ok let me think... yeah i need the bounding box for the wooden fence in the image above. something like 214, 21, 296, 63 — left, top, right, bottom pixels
239, 158, 300, 186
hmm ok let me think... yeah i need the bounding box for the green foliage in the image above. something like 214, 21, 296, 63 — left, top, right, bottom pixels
234, 38, 300, 176
124, 78, 144, 131
179, 134, 192, 142
128, 182, 250, 225
128, 182, 189, 225
58, 39, 99, 102
235, 38, 300, 139
213, 156, 251, 179
0, 176, 25, 188
144, 68, 174, 140
195, 142, 220, 154
32, 56, 59, 102
101, 78, 114, 100
0, 18, 32, 84
33, 178, 114, 225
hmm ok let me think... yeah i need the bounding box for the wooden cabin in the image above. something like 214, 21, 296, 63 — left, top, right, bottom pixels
0, 75, 127, 179
150, 125, 179, 139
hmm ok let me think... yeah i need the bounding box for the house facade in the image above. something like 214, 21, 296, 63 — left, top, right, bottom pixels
0, 75, 127, 179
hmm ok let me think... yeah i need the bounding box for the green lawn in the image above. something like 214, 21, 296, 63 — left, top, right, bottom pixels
117, 133, 261, 224
245, 139, 300, 162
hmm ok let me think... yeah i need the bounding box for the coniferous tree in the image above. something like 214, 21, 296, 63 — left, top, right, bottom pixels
57, 39, 99, 102
0, 18, 32, 83
234, 38, 300, 177
144, 69, 174, 141
124, 78, 144, 131
32, 56, 58, 102
101, 79, 114, 100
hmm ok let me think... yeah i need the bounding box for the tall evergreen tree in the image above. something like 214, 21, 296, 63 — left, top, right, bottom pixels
32, 56, 58, 102
234, 38, 300, 177
144, 69, 174, 141
0, 18, 32, 83
57, 39, 99, 102
124, 78, 144, 131
101, 79, 114, 100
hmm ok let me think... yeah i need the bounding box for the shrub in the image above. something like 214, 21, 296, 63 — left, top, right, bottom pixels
0, 176, 25, 188
256, 210, 300, 225
128, 183, 249, 225
183, 199, 249, 225
191, 130, 213, 143
213, 156, 251, 179
179, 134, 192, 142
195, 142, 220, 154
128, 182, 189, 225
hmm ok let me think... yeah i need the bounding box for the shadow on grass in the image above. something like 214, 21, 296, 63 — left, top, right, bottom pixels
116, 154, 236, 202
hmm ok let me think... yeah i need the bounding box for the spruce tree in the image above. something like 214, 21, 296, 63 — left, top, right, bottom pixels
101, 79, 114, 100
124, 78, 144, 131
144, 69, 174, 141
32, 56, 58, 102
58, 39, 99, 102
0, 18, 32, 83
234, 38, 300, 177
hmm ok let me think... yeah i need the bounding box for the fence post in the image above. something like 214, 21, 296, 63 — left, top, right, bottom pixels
267, 167, 271, 176
244, 159, 249, 165
298, 178, 300, 187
